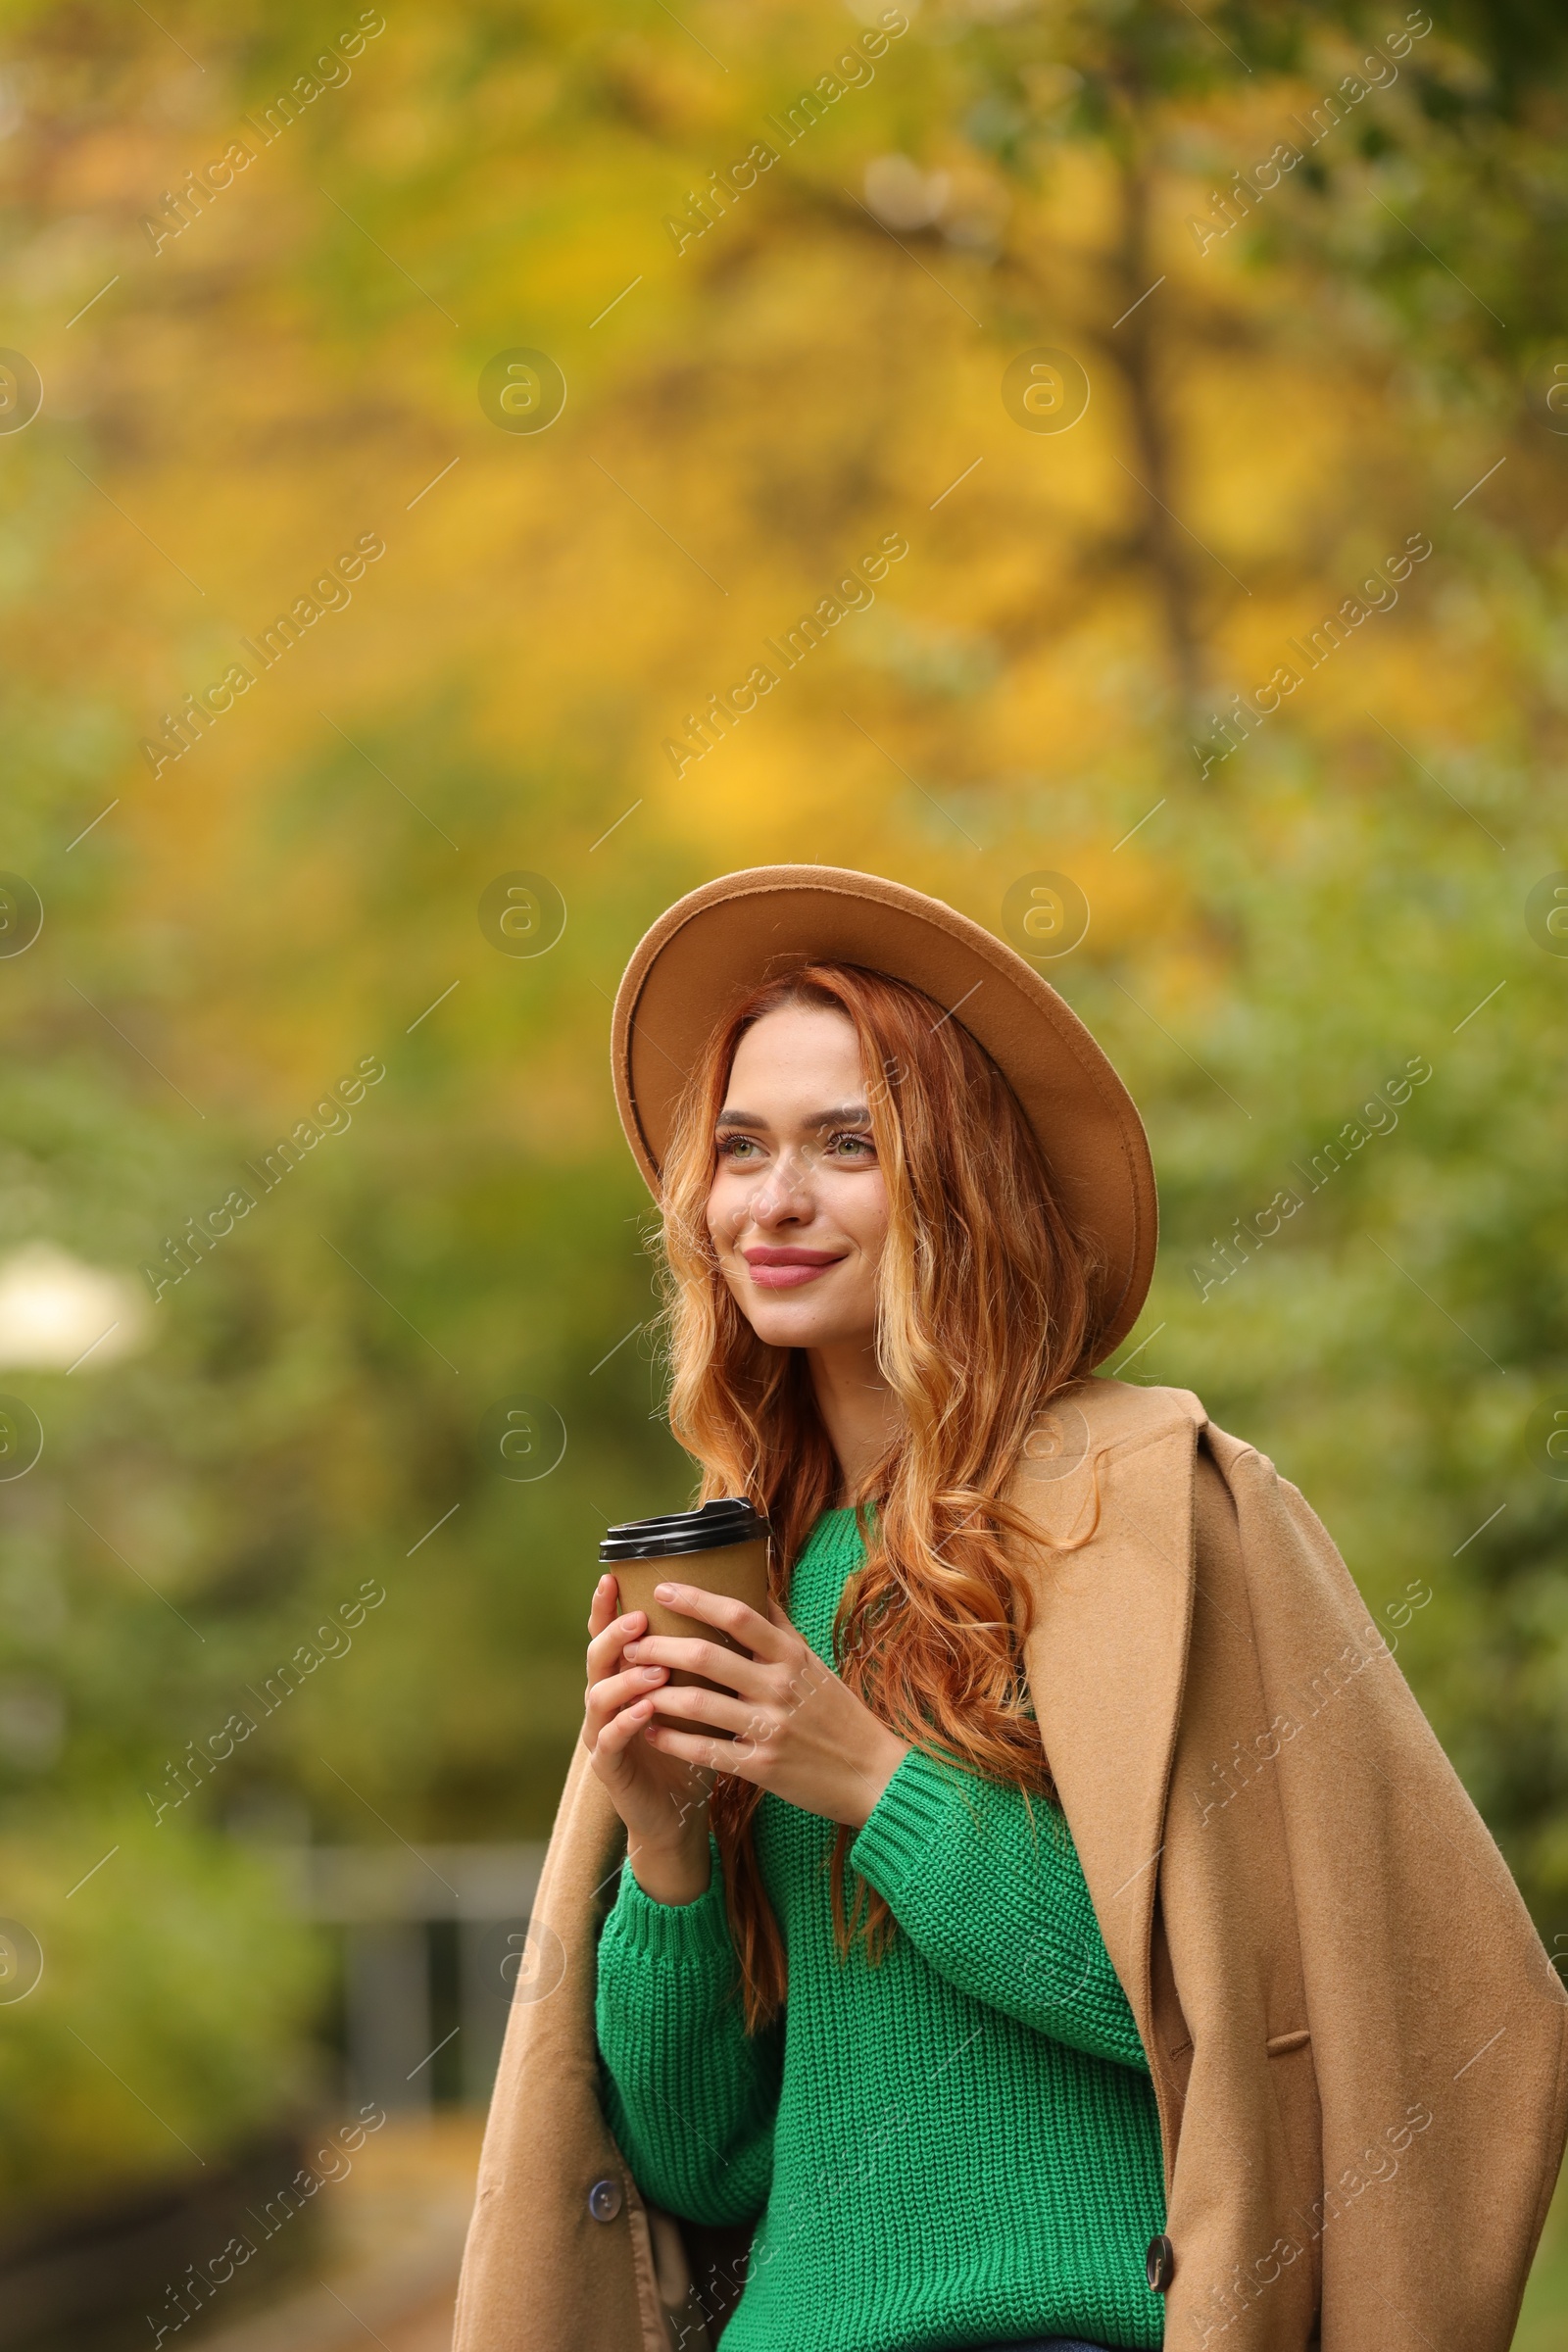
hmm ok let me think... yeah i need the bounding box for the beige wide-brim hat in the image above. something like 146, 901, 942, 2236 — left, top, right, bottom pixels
611, 865, 1157, 1368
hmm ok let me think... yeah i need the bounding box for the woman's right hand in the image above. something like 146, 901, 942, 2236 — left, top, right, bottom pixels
583, 1573, 714, 1901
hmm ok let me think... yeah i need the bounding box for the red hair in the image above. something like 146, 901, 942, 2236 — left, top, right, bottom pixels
656, 961, 1102, 2031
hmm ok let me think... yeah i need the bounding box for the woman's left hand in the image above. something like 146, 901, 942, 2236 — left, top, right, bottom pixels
621, 1582, 910, 1829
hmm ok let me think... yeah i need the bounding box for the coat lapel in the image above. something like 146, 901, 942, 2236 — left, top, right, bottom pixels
454, 1738, 677, 2352
1009, 1379, 1204, 2034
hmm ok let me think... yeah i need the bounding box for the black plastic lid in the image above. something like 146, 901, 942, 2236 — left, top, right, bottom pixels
599, 1496, 769, 1563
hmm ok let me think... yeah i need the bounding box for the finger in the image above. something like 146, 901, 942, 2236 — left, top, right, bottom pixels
598, 1692, 661, 1755
645, 1717, 760, 1777
648, 1581, 789, 1661
587, 1577, 647, 1643
621, 1633, 766, 1694
645, 1680, 776, 1747
586, 1579, 640, 1638
586, 1609, 649, 1684
585, 1663, 670, 1733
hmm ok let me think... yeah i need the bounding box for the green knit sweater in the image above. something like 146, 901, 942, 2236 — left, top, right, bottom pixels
594, 1506, 1167, 2352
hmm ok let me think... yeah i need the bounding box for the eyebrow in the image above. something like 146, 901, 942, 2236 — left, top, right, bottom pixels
715, 1102, 871, 1131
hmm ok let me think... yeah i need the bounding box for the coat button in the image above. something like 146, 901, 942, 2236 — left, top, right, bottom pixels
1146, 2233, 1175, 2292
587, 2177, 623, 2222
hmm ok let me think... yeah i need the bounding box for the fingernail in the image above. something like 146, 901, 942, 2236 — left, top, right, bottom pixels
655, 1583, 673, 1599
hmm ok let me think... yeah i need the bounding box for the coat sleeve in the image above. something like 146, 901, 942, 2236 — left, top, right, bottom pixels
594, 1830, 784, 2228
848, 1740, 1151, 2072
1211, 1427, 1568, 2352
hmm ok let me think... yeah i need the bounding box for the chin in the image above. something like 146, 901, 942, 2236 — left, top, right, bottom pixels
721, 1287, 842, 1352
741, 1303, 832, 1349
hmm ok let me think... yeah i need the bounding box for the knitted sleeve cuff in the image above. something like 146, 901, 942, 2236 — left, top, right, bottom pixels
604, 1833, 735, 1962
850, 1741, 977, 1901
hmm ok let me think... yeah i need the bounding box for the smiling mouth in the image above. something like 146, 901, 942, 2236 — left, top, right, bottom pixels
740, 1248, 846, 1291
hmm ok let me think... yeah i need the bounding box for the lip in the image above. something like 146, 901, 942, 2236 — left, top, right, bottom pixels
740, 1246, 846, 1291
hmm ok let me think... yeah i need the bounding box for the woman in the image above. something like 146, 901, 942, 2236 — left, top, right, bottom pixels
454, 866, 1568, 2352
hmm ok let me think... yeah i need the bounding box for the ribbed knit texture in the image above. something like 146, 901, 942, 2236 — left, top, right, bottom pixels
594, 1507, 1166, 2352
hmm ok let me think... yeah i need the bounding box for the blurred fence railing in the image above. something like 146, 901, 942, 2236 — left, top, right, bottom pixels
276, 1844, 546, 2112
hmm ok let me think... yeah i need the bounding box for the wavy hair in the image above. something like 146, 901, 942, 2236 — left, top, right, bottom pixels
656, 960, 1103, 2032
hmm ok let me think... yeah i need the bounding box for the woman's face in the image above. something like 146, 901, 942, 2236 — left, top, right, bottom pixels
706, 1004, 889, 1354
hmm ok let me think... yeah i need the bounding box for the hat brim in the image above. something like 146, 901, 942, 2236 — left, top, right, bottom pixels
611, 865, 1157, 1370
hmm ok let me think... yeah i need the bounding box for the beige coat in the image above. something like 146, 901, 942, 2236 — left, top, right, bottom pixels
453, 1377, 1568, 2352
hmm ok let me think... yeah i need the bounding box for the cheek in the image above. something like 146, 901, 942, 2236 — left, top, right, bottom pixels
831, 1173, 889, 1263
706, 1172, 743, 1244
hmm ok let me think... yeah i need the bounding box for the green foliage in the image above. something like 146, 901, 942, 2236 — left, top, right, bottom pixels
0, 1814, 323, 2201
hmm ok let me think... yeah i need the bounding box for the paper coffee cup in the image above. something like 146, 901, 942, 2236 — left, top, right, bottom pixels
601, 1497, 771, 1738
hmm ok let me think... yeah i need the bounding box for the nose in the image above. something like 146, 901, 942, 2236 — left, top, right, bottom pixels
748, 1138, 817, 1225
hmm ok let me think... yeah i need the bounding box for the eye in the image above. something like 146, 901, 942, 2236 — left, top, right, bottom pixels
715, 1132, 761, 1161
826, 1130, 876, 1160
